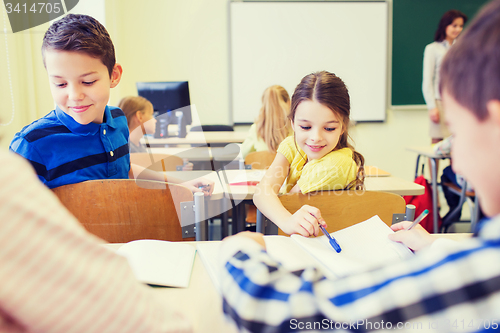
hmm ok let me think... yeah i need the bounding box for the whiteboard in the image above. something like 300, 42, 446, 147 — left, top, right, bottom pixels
230, 1, 388, 123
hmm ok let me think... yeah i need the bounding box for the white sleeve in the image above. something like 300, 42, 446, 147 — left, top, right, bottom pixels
422, 44, 437, 110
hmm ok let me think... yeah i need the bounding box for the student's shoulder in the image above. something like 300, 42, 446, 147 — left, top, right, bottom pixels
108, 105, 126, 119
324, 147, 354, 163
12, 110, 64, 143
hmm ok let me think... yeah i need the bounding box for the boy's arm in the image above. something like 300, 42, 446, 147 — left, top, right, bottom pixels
0, 152, 191, 332
9, 135, 47, 184
219, 230, 500, 332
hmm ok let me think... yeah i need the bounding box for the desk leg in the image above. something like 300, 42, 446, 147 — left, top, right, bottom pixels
221, 198, 229, 238
430, 158, 439, 233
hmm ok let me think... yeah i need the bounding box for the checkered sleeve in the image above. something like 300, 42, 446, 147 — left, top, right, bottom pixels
220, 232, 500, 332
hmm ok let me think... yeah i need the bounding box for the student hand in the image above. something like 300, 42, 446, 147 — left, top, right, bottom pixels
182, 178, 214, 196
224, 231, 266, 249
289, 183, 302, 193
389, 221, 436, 252
283, 205, 327, 237
429, 107, 440, 123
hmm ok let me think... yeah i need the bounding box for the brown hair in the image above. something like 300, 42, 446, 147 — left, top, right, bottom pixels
118, 96, 154, 127
440, 0, 500, 121
434, 10, 467, 42
42, 14, 116, 77
290, 71, 365, 190
255, 85, 291, 153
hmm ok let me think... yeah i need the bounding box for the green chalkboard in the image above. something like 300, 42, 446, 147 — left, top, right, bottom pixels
392, 0, 489, 106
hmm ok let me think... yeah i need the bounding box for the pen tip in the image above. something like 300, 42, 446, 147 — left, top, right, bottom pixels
423, 209, 429, 214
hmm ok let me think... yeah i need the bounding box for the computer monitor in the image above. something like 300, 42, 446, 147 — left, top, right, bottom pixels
136, 81, 192, 138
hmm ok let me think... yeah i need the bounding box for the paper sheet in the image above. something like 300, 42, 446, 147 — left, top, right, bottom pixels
117, 240, 196, 288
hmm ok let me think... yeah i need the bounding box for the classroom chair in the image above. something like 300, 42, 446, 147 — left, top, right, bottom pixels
256, 190, 406, 235
440, 180, 481, 233
244, 151, 276, 170
130, 152, 183, 172
51, 179, 195, 243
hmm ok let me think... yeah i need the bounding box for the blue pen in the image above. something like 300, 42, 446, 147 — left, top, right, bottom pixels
318, 224, 342, 253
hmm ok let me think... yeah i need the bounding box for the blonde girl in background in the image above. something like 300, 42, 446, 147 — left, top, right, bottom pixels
119, 96, 194, 170
240, 85, 291, 158
254, 71, 364, 236
118, 96, 156, 153
118, 96, 207, 192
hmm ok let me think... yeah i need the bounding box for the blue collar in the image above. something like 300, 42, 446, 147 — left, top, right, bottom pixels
55, 105, 117, 136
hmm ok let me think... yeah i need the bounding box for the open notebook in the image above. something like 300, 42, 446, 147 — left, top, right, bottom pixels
116, 240, 196, 288
197, 215, 413, 291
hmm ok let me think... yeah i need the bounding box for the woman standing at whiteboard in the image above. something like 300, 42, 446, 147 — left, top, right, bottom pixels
422, 10, 467, 143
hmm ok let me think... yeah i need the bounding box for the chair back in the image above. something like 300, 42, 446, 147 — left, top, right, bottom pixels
277, 190, 405, 235
52, 179, 194, 243
190, 125, 234, 132
245, 151, 276, 169
130, 153, 183, 172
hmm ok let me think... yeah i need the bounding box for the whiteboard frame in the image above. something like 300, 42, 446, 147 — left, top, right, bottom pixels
228, 0, 392, 124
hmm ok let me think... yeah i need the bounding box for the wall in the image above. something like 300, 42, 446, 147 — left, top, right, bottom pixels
1, 0, 437, 181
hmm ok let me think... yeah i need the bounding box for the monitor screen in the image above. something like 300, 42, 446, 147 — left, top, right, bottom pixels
136, 81, 192, 125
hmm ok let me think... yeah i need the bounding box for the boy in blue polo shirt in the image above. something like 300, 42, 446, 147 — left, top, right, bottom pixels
8, 14, 214, 194
9, 14, 128, 189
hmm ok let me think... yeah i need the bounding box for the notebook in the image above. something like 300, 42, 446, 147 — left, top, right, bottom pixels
197, 215, 413, 291
116, 239, 196, 288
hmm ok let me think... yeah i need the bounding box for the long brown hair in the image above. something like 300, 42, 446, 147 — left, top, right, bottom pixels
434, 10, 467, 42
290, 71, 364, 190
255, 85, 291, 153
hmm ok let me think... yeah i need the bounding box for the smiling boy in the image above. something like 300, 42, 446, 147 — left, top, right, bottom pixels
9, 14, 128, 189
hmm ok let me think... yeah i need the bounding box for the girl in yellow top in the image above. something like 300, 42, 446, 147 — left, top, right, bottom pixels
254, 71, 365, 236
240, 85, 292, 157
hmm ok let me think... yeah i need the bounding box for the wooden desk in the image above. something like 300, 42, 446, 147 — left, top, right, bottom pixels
364, 165, 390, 177
218, 170, 424, 201
106, 231, 471, 332
406, 146, 451, 233
141, 132, 248, 147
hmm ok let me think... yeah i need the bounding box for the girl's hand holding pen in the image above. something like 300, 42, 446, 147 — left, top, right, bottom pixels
284, 205, 327, 237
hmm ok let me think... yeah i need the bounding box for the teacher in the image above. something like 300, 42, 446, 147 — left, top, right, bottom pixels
422, 9, 467, 143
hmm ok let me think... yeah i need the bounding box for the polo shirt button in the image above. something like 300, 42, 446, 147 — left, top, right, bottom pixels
103, 129, 106, 135
110, 151, 114, 157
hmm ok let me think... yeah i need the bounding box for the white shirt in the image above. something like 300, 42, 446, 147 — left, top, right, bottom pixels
422, 40, 452, 109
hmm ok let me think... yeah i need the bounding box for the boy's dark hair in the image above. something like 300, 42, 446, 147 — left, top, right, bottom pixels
42, 14, 115, 77
440, 0, 500, 121
434, 10, 467, 42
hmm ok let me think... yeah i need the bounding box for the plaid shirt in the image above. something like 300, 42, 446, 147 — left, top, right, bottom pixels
219, 220, 500, 332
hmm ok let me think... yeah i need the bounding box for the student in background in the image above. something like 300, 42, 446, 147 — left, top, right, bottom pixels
253, 71, 365, 236
240, 85, 291, 158
118, 96, 193, 170
118, 95, 157, 154
219, 1, 500, 330
422, 9, 467, 144
0, 150, 191, 332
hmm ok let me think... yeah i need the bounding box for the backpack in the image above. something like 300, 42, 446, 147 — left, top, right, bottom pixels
403, 175, 441, 233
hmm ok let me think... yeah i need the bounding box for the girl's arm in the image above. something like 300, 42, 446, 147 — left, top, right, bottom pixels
253, 153, 326, 236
